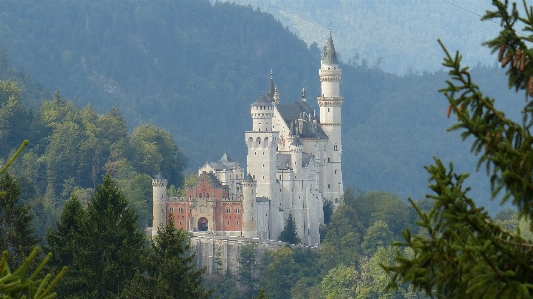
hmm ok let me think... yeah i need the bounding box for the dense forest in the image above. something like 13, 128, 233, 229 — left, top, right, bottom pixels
0, 0, 522, 214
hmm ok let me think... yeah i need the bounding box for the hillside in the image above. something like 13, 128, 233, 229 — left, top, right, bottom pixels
0, 0, 521, 213
214, 0, 502, 74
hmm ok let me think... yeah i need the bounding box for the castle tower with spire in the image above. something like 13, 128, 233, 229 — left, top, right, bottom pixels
245, 92, 283, 239
318, 30, 344, 207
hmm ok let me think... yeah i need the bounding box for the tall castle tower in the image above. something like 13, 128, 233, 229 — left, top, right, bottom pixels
242, 174, 258, 238
245, 93, 281, 239
318, 30, 344, 207
152, 174, 168, 237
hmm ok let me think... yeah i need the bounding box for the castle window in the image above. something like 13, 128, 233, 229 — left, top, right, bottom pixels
226, 207, 231, 213
178, 207, 183, 213
328, 184, 331, 189
328, 108, 330, 112
169, 207, 174, 213
206, 193, 209, 198
252, 217, 253, 221
335, 198, 338, 203
335, 170, 337, 174
179, 220, 182, 225
227, 221, 230, 226
328, 158, 330, 162
199, 193, 203, 198
236, 221, 239, 226
262, 176, 265, 180
262, 163, 265, 168
161, 195, 163, 199
235, 208, 240, 214
334, 144, 338, 151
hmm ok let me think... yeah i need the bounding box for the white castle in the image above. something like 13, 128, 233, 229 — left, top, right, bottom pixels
152, 31, 343, 246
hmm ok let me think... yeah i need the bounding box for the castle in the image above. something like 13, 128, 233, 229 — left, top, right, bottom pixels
152, 31, 343, 246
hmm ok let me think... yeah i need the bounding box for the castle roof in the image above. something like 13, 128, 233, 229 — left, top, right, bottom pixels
256, 197, 269, 202
290, 136, 303, 147
276, 101, 328, 139
206, 153, 240, 171
251, 93, 272, 107
267, 70, 275, 103
276, 153, 314, 171
322, 30, 338, 65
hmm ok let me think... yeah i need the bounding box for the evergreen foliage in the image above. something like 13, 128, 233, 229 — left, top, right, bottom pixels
0, 172, 39, 267
386, 1, 533, 297
237, 242, 258, 297
46, 175, 145, 298
278, 213, 301, 245
0, 247, 67, 299
120, 218, 211, 299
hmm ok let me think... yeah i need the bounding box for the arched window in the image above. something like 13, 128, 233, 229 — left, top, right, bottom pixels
235, 208, 240, 214
178, 207, 183, 213
226, 220, 230, 226
179, 220, 183, 225
236, 221, 240, 226
169, 207, 174, 213
226, 207, 231, 213
199, 193, 203, 198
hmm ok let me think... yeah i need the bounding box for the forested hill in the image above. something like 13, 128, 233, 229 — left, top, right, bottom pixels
0, 0, 522, 212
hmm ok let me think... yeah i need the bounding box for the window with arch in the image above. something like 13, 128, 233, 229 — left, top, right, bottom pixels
328, 184, 331, 189
236, 221, 240, 226
169, 207, 174, 213
178, 207, 183, 213
199, 193, 203, 198
328, 158, 331, 162
335, 170, 337, 174
227, 220, 230, 226
226, 207, 231, 213
334, 144, 338, 151
235, 208, 240, 214
179, 220, 182, 225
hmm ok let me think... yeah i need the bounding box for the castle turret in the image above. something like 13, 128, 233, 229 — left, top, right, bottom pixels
152, 174, 168, 237
246, 84, 280, 239
290, 137, 305, 242
318, 30, 344, 208
242, 174, 258, 238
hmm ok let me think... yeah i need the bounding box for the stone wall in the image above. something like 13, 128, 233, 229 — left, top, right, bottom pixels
191, 232, 286, 275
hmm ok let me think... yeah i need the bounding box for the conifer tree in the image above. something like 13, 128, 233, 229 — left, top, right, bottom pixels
387, 1, 533, 298
45, 195, 87, 297
120, 218, 211, 299
279, 213, 301, 245
0, 172, 39, 267
46, 175, 145, 298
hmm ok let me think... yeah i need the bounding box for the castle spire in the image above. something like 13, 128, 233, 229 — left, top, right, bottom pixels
322, 30, 338, 65
267, 69, 275, 103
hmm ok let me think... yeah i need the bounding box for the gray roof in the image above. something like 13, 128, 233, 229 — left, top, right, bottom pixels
322, 30, 339, 65
256, 197, 269, 202
207, 153, 240, 171
290, 136, 303, 147
251, 94, 272, 107
276, 101, 328, 139
276, 153, 314, 170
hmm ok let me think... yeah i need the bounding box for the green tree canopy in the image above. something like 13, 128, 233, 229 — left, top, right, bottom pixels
387, 1, 533, 298
0, 172, 39, 267
120, 219, 211, 299
279, 212, 301, 245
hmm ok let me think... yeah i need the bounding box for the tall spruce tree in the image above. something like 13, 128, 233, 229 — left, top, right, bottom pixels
279, 213, 301, 245
45, 195, 88, 297
120, 218, 211, 299
0, 172, 39, 267
387, 1, 533, 298
46, 175, 145, 298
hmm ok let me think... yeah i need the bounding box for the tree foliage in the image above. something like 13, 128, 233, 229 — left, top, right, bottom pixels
120, 219, 211, 299
278, 212, 301, 245
0, 172, 39, 267
387, 1, 533, 298
46, 176, 145, 299
0, 247, 67, 299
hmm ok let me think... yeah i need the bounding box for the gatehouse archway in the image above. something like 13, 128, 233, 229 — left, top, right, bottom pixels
198, 217, 208, 231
